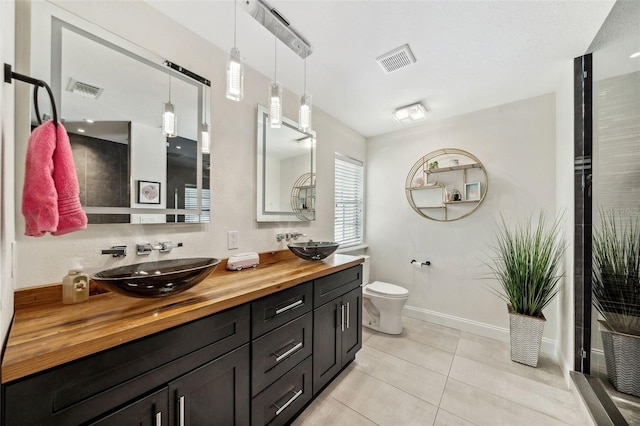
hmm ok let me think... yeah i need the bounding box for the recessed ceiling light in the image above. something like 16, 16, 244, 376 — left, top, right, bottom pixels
630, 51, 640, 59
77, 128, 85, 133
393, 103, 428, 124
83, 118, 94, 123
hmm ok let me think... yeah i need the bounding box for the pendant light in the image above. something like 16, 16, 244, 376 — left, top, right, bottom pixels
162, 74, 177, 138
201, 84, 211, 154
268, 36, 282, 128
299, 57, 312, 132
225, 0, 244, 101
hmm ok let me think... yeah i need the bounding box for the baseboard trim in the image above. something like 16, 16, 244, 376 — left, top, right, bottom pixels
403, 305, 557, 355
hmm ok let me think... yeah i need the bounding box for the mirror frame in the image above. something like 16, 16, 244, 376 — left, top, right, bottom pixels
30, 2, 209, 223
256, 104, 316, 222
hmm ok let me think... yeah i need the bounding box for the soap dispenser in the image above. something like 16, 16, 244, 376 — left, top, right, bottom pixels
62, 258, 89, 304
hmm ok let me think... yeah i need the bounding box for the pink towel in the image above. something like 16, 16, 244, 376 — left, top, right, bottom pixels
22, 121, 87, 236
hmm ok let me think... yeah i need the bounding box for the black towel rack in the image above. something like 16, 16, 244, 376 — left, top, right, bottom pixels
4, 63, 58, 128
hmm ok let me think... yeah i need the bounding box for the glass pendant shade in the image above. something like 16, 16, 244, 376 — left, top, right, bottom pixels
162, 101, 177, 138
226, 47, 244, 101
299, 94, 312, 132
201, 122, 210, 154
268, 81, 282, 128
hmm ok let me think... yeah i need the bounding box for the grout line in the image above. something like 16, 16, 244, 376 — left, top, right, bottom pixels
326, 395, 381, 425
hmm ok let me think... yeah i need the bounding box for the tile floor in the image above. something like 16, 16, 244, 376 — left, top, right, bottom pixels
294, 316, 586, 426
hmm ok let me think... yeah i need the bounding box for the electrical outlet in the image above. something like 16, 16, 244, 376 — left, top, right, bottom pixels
227, 231, 239, 250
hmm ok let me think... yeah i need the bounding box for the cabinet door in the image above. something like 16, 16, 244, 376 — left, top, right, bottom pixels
312, 299, 342, 395
88, 388, 168, 426
168, 344, 250, 426
341, 287, 363, 364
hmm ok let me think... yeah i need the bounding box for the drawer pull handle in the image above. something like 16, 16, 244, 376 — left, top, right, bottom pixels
275, 299, 303, 315
155, 411, 162, 426
275, 342, 304, 362
346, 302, 350, 329
274, 389, 303, 416
179, 396, 185, 426
340, 304, 345, 332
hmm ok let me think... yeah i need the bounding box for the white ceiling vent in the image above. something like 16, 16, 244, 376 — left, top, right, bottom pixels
376, 44, 416, 74
67, 78, 104, 99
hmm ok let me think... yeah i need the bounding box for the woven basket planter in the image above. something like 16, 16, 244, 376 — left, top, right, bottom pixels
600, 320, 640, 397
508, 306, 546, 367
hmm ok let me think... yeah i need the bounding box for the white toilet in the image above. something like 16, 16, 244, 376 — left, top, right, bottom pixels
360, 256, 409, 335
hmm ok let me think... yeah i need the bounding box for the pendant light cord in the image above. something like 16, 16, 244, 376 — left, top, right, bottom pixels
303, 58, 307, 95
274, 36, 278, 81
233, 0, 237, 48
168, 75, 172, 102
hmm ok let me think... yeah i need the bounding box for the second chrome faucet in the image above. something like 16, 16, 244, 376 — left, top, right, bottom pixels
136, 242, 183, 255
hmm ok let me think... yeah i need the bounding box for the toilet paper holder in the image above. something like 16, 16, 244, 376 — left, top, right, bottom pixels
411, 259, 431, 267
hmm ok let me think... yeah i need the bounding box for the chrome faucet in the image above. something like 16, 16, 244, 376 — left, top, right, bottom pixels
137, 242, 183, 255
276, 232, 308, 242
159, 241, 183, 253
101, 245, 127, 258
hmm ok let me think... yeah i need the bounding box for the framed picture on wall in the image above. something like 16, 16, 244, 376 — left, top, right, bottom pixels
138, 180, 161, 204
464, 182, 481, 201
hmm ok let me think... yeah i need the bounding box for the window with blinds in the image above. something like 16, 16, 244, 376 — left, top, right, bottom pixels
185, 186, 210, 223
334, 154, 364, 247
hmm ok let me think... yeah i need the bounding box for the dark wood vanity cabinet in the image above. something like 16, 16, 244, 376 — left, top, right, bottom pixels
313, 269, 363, 395
1, 264, 363, 426
2, 304, 251, 426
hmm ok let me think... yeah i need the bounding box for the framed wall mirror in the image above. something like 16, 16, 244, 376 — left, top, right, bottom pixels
28, 3, 210, 224
256, 105, 316, 222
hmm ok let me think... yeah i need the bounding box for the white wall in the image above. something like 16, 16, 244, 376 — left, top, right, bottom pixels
555, 59, 575, 385
0, 0, 16, 347
12, 0, 366, 288
366, 93, 560, 349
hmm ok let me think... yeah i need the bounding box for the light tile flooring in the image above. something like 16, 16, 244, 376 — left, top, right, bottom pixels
294, 317, 585, 426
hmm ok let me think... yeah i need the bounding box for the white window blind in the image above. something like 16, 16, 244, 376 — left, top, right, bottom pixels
185, 186, 210, 223
334, 154, 363, 247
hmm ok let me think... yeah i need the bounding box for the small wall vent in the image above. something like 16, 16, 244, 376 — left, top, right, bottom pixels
67, 78, 104, 99
376, 44, 416, 74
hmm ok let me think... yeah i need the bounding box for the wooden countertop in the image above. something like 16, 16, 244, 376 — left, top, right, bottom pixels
2, 251, 363, 384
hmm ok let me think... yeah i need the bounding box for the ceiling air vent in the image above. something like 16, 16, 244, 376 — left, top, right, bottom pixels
67, 78, 104, 99
376, 44, 416, 74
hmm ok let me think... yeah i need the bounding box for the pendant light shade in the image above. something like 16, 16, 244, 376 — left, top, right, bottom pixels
225, 0, 244, 101
201, 122, 210, 154
226, 47, 244, 101
268, 36, 282, 128
298, 58, 312, 132
268, 81, 282, 128
162, 75, 177, 138
201, 84, 211, 154
299, 94, 312, 132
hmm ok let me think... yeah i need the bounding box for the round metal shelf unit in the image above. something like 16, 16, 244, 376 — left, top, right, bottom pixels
405, 148, 488, 222
290, 173, 316, 221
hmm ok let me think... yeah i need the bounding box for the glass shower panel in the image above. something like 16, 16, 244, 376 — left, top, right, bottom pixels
591, 37, 640, 423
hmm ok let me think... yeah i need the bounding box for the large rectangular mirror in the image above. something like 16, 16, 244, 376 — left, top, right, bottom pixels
256, 105, 316, 222
28, 3, 210, 224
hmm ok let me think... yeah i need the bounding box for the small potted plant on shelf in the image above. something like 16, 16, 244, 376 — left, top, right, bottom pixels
593, 211, 640, 397
485, 212, 566, 367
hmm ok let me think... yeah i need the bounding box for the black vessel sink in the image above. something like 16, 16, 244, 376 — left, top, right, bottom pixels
288, 242, 339, 261
90, 257, 221, 298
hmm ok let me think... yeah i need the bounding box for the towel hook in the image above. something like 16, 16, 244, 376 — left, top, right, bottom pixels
4, 63, 58, 128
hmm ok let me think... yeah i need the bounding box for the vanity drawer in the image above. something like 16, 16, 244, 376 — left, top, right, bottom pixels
251, 356, 312, 426
314, 265, 362, 308
251, 312, 312, 396
251, 281, 313, 338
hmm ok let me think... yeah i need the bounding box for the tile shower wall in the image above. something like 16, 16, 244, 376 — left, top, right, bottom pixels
69, 132, 130, 224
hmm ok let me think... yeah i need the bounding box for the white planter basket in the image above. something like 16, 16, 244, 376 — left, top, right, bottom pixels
600, 320, 640, 398
508, 306, 546, 367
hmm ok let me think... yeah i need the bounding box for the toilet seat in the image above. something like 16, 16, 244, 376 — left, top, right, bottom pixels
365, 281, 408, 298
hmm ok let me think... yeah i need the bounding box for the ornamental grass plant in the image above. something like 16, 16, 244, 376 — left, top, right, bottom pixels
487, 212, 567, 318
592, 211, 640, 335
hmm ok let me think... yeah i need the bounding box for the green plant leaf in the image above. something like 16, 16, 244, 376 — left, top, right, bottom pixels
484, 211, 567, 318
